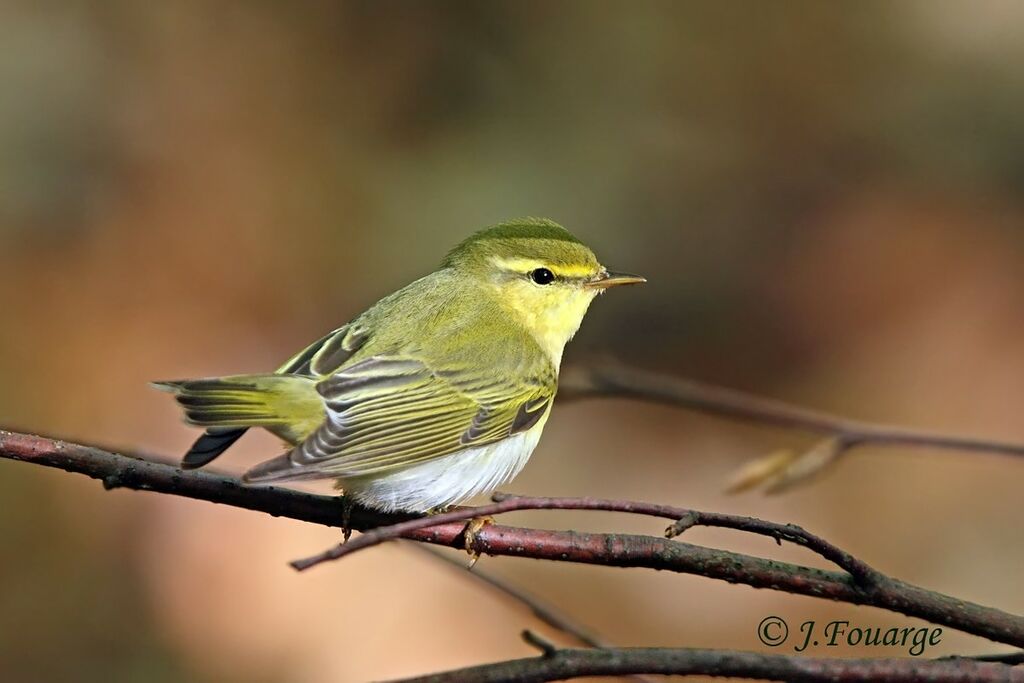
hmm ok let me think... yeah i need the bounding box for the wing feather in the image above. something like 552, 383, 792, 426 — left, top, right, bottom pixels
244, 353, 554, 482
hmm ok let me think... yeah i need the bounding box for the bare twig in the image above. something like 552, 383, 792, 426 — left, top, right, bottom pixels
390, 646, 1024, 683
415, 546, 609, 649
520, 630, 559, 658
559, 360, 1024, 491
3, 430, 1023, 650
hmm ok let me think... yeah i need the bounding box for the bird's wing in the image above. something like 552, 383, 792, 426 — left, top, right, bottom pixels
277, 323, 371, 377
243, 354, 553, 482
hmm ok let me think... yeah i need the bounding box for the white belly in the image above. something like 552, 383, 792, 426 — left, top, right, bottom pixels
342, 427, 542, 513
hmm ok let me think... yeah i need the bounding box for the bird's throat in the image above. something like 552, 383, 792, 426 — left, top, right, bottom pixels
507, 290, 598, 367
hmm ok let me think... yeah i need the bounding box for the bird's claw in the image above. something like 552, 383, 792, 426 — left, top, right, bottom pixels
340, 495, 354, 543
463, 515, 494, 568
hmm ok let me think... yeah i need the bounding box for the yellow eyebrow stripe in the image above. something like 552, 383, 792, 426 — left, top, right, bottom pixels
490, 257, 596, 279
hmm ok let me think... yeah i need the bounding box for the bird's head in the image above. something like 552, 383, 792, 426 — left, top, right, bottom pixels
443, 218, 645, 362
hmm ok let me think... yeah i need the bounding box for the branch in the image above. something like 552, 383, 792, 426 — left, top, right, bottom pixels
392, 643, 1024, 683
559, 360, 1024, 491
293, 492, 878, 585
3, 429, 1023, 650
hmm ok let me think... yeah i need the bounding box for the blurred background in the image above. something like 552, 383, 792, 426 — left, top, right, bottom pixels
2, 1, 1024, 681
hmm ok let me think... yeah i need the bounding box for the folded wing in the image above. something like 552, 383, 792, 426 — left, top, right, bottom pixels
243, 355, 552, 483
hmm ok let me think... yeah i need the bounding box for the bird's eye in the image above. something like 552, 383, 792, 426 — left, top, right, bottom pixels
530, 268, 555, 285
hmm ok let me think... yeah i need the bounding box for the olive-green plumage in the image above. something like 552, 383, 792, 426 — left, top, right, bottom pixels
154, 218, 643, 512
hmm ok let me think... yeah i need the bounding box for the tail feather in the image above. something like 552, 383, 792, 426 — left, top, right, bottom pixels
153, 375, 324, 469
181, 428, 247, 470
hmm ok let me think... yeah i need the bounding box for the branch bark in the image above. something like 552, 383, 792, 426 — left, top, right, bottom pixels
291, 492, 878, 586
390, 645, 1024, 683
3, 429, 1023, 651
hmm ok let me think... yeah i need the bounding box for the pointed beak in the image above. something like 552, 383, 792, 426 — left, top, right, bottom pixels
585, 270, 647, 290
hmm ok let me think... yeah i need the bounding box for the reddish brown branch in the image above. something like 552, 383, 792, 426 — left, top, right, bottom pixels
391, 644, 1024, 683
3, 429, 1023, 650
293, 492, 878, 585
497, 492, 880, 583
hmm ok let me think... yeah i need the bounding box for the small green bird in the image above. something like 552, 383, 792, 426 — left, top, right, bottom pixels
155, 218, 644, 513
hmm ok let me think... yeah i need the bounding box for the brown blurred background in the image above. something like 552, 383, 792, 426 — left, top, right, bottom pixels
2, 1, 1024, 681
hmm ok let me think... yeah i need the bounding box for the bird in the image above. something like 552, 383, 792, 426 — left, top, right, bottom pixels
154, 218, 644, 513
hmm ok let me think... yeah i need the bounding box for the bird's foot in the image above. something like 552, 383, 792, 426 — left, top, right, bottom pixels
339, 494, 354, 542
462, 515, 495, 569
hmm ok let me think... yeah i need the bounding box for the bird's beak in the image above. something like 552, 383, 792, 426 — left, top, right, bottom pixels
585, 270, 647, 289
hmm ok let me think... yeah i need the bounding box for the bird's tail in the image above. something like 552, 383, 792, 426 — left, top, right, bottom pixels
152, 375, 323, 469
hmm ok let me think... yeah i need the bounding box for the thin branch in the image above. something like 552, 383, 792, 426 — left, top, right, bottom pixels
296, 492, 878, 585
520, 629, 559, 658
390, 646, 1024, 683
559, 360, 1024, 491
560, 361, 1024, 454
414, 546, 609, 649
3, 430, 1023, 650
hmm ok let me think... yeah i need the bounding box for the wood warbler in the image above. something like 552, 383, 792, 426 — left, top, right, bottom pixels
155, 218, 644, 512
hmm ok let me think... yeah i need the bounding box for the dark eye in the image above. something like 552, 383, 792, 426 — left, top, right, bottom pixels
530, 268, 555, 285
